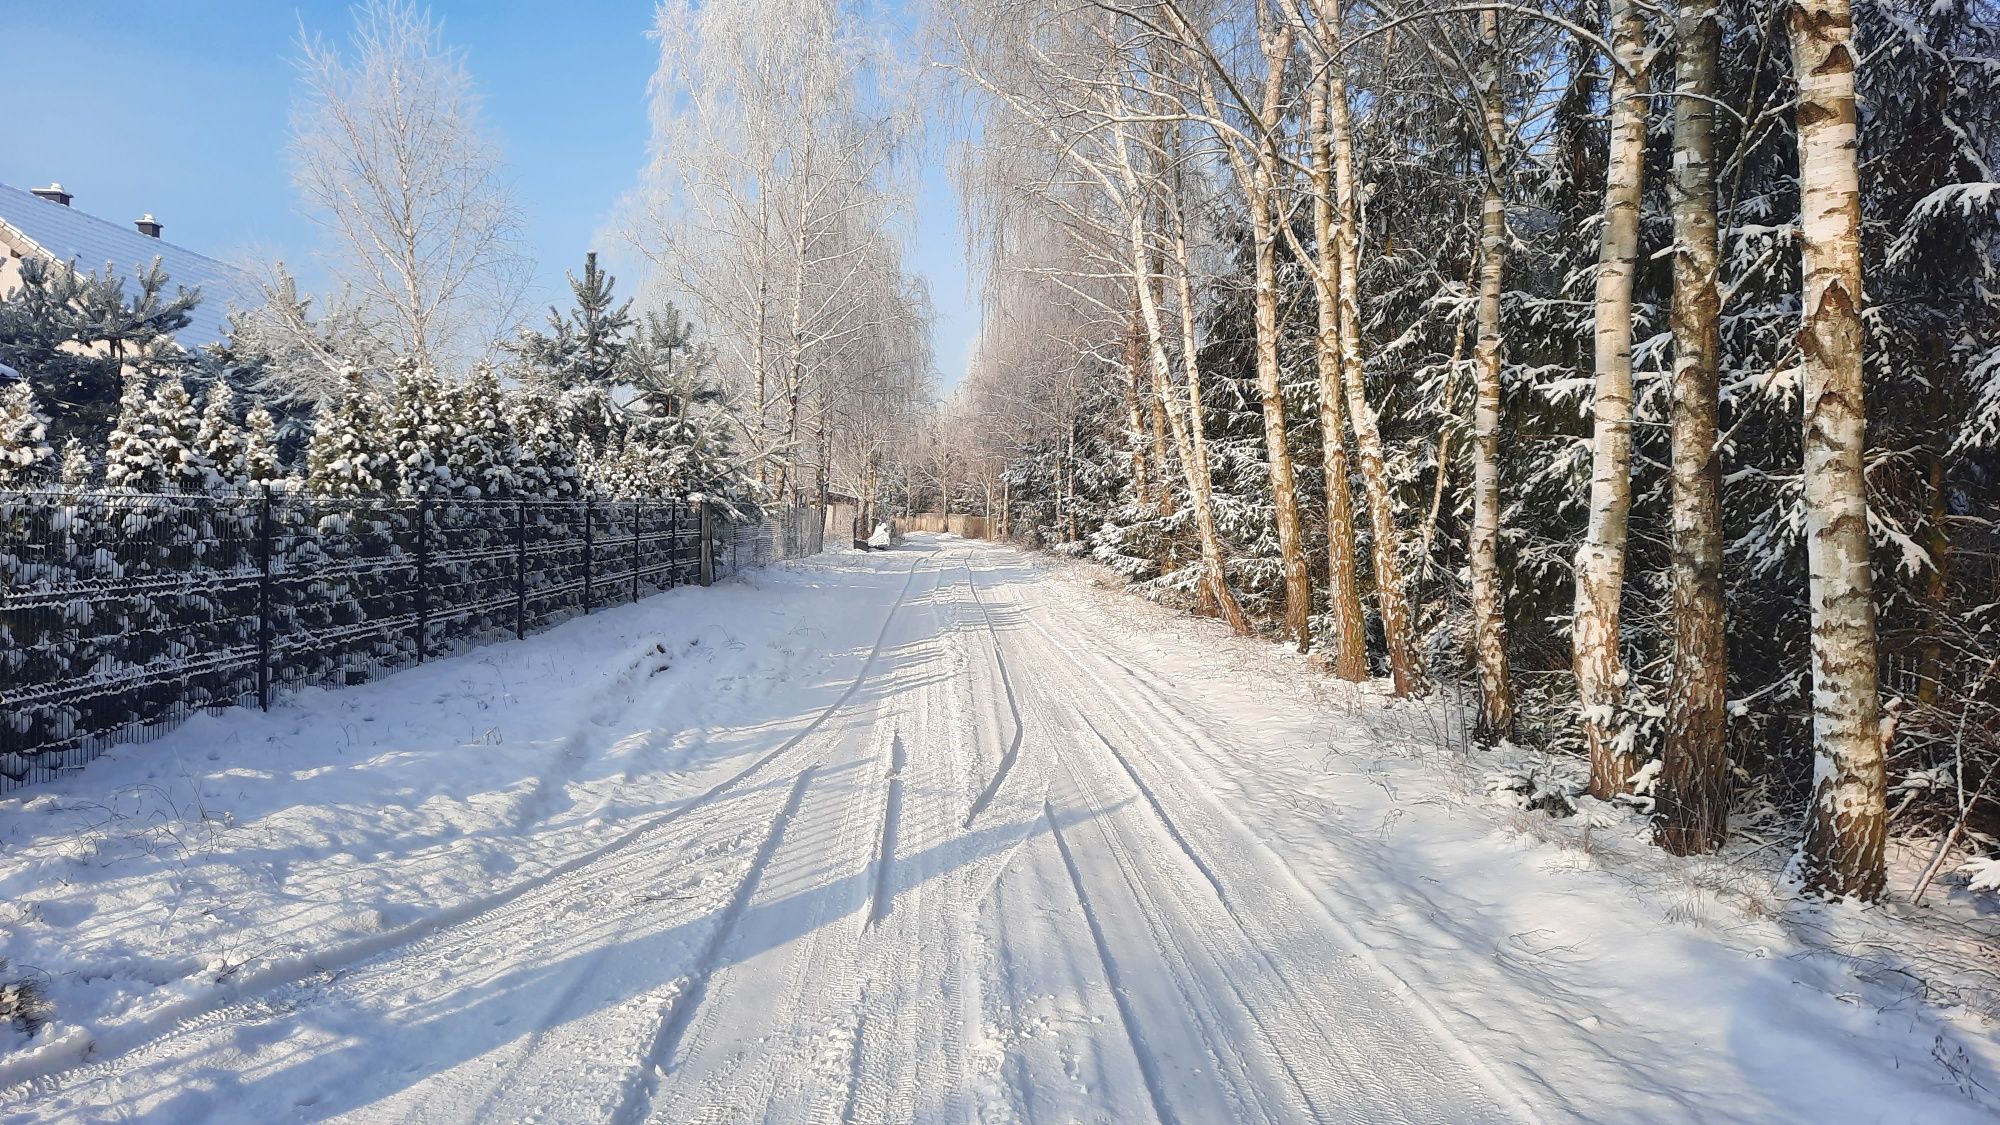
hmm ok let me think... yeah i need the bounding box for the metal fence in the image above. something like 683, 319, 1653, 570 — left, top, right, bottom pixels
0, 488, 824, 794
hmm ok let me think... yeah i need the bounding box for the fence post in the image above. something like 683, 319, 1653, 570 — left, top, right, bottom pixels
699, 501, 715, 586
257, 485, 273, 711
415, 494, 431, 662
515, 496, 527, 640
583, 494, 595, 613
668, 502, 679, 588
632, 501, 641, 603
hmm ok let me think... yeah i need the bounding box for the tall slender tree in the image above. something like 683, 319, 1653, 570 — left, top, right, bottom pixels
1656, 0, 1729, 855
1577, 0, 1651, 797
1789, 0, 1887, 900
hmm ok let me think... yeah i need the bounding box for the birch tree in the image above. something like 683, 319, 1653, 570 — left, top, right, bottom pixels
1469, 9, 1517, 737
1788, 0, 1886, 901
1187, 10, 1316, 650
1576, 0, 1651, 798
638, 0, 919, 504
290, 0, 528, 372
1305, 0, 1420, 692
1656, 0, 1729, 855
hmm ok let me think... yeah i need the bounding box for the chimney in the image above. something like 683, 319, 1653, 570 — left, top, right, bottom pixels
30, 183, 72, 207
135, 214, 163, 238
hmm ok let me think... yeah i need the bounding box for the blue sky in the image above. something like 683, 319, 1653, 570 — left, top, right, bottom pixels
0, 1, 977, 388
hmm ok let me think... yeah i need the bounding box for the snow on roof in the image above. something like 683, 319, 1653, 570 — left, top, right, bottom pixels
0, 181, 264, 348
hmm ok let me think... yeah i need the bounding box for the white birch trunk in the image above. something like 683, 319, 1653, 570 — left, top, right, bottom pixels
1127, 304, 1154, 510
1789, 0, 1886, 901
1247, 28, 1315, 650
1657, 0, 1730, 856
1577, 0, 1648, 798
1309, 74, 1371, 682
1470, 11, 1516, 737
1324, 12, 1419, 694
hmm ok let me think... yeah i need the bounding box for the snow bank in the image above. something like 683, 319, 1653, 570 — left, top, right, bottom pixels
0, 556, 863, 1085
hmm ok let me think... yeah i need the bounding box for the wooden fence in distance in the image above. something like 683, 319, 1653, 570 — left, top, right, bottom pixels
893, 513, 990, 539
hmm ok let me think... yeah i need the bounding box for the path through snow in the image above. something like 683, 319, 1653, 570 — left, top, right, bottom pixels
2, 537, 1994, 1122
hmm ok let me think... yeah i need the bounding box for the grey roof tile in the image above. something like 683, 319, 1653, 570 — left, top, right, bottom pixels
0, 181, 263, 347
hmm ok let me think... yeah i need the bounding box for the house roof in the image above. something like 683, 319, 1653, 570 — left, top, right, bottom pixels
0, 181, 263, 348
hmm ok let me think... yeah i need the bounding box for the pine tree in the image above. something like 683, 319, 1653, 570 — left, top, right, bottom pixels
196, 382, 247, 489
307, 368, 390, 498
243, 406, 282, 488
103, 374, 160, 491
554, 384, 623, 453
147, 379, 209, 493
624, 304, 707, 412
0, 381, 56, 489
59, 437, 92, 492
385, 359, 453, 497
512, 252, 634, 391
450, 364, 516, 499
0, 256, 199, 442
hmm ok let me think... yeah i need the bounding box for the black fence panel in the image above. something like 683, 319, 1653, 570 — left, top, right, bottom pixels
0, 488, 822, 795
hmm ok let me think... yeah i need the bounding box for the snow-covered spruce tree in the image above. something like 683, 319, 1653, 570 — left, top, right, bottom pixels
574, 437, 602, 497
384, 359, 454, 498
502, 390, 574, 616
147, 379, 211, 495
101, 373, 161, 492
306, 367, 391, 499
104, 374, 206, 495
511, 252, 633, 393
554, 385, 625, 460
301, 366, 392, 679
0, 381, 56, 489
625, 333, 749, 505
441, 363, 519, 635
58, 437, 91, 492
188, 380, 261, 693
242, 405, 282, 488
448, 363, 516, 500
509, 392, 580, 500
0, 382, 60, 687
195, 381, 247, 490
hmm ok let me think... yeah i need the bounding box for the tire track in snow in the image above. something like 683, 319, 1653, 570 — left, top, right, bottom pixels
961, 559, 1298, 1121
1043, 798, 1179, 1125
0, 553, 936, 1105
1004, 551, 1537, 1121
1075, 711, 1230, 905
865, 728, 907, 929
611, 765, 818, 1125
838, 548, 988, 1123
962, 559, 1026, 829
648, 551, 953, 1122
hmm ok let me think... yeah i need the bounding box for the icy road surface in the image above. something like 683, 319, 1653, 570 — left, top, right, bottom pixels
3, 538, 1993, 1122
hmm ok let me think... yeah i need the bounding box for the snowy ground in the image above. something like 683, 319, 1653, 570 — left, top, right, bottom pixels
2, 535, 1996, 1122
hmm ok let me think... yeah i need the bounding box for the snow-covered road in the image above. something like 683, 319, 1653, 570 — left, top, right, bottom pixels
4, 538, 1994, 1122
